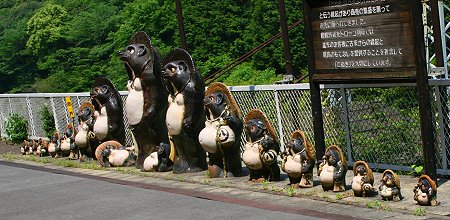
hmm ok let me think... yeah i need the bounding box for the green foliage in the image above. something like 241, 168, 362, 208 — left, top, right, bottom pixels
26, 3, 68, 55
40, 104, 55, 138
409, 164, 424, 176
1, 0, 306, 93
4, 112, 28, 144
413, 208, 426, 216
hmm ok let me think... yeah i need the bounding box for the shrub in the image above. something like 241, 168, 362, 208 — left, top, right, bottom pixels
40, 105, 55, 138
5, 112, 29, 144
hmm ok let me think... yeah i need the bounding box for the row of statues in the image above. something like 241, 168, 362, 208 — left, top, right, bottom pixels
20, 31, 439, 207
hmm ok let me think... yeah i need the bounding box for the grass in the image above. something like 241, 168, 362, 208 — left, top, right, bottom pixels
1, 154, 103, 170
365, 200, 392, 211
286, 185, 296, 197
413, 208, 426, 216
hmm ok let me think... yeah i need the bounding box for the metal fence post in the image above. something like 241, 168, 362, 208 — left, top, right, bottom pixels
435, 85, 448, 172
25, 96, 36, 138
340, 87, 354, 163
274, 89, 285, 151
50, 97, 59, 132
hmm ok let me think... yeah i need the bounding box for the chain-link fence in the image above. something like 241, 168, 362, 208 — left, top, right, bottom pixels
1, 83, 449, 175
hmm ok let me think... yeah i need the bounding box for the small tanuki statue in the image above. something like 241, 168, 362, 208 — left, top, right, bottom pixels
351, 161, 375, 197
118, 31, 170, 170
162, 48, 207, 173
281, 130, 315, 188
142, 142, 172, 172
198, 82, 243, 178
61, 124, 78, 160
90, 77, 126, 145
242, 109, 280, 182
37, 138, 49, 157
413, 175, 439, 206
379, 169, 402, 201
318, 145, 347, 192
21, 140, 32, 155
48, 132, 61, 157
75, 102, 99, 161
95, 141, 136, 167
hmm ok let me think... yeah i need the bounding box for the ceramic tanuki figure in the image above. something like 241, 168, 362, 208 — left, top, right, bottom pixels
61, 124, 78, 159
281, 130, 315, 188
413, 175, 439, 206
243, 109, 280, 182
198, 82, 243, 178
143, 142, 172, 172
379, 169, 402, 201
90, 77, 126, 145
118, 31, 170, 170
162, 48, 207, 173
48, 132, 61, 157
318, 145, 347, 192
351, 161, 375, 197
75, 102, 99, 161
95, 141, 136, 167
37, 138, 49, 157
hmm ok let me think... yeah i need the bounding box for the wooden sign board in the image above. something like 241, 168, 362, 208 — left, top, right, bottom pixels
303, 0, 422, 83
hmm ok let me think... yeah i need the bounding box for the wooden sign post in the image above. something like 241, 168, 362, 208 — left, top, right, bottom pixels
303, 0, 437, 180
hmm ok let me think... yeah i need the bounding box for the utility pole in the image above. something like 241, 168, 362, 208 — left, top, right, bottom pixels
175, 0, 187, 49
277, 0, 297, 82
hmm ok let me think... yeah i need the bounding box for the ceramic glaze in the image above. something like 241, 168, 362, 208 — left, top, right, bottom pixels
198, 120, 220, 153
380, 186, 393, 198
94, 106, 108, 141
108, 150, 130, 166
416, 190, 429, 205
126, 79, 144, 126
352, 175, 363, 192
48, 143, 56, 153
284, 155, 302, 178
142, 152, 159, 171
75, 124, 89, 148
243, 142, 263, 170
60, 139, 71, 151
320, 164, 335, 189
166, 94, 185, 136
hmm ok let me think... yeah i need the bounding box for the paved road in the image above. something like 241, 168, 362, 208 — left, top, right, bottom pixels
0, 164, 323, 220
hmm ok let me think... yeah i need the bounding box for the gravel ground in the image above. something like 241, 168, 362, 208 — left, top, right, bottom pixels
0, 140, 20, 154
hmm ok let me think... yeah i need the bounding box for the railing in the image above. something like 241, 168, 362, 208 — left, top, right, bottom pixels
1, 82, 449, 175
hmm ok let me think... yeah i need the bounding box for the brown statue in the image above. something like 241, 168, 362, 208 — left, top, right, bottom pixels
379, 169, 402, 201
413, 175, 439, 206
198, 82, 243, 177
243, 109, 280, 182
318, 145, 347, 192
118, 31, 170, 171
95, 141, 136, 167
161, 48, 207, 173
281, 130, 315, 188
351, 161, 375, 197
90, 77, 126, 145
75, 102, 99, 161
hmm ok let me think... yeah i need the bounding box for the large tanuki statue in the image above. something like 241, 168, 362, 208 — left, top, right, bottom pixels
198, 82, 243, 177
281, 130, 315, 188
118, 31, 170, 170
75, 102, 99, 161
162, 48, 207, 173
242, 109, 280, 182
90, 77, 126, 145
318, 145, 347, 192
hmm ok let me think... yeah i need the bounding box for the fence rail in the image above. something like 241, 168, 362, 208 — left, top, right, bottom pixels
1, 82, 449, 175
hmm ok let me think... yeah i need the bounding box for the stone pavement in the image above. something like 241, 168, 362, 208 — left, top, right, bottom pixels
1, 157, 449, 220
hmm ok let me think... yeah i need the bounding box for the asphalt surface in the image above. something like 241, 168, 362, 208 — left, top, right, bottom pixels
0, 164, 323, 220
